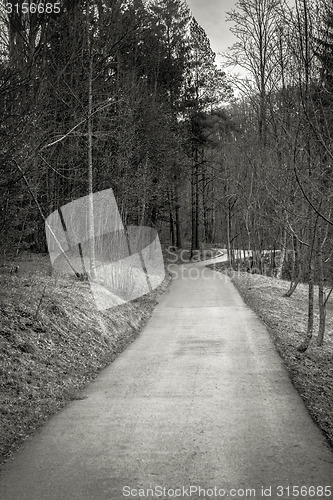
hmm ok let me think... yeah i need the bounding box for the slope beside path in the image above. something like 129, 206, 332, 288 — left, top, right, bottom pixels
1, 256, 333, 500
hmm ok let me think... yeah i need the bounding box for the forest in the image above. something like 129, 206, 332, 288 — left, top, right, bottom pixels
1, 0, 333, 348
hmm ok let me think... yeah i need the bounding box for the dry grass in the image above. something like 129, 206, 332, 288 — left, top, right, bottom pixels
0, 252, 171, 466
210, 263, 333, 448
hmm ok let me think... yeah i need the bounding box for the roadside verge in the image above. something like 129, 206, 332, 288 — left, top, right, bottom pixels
0, 254, 171, 465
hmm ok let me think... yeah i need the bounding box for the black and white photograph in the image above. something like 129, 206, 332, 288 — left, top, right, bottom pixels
0, 0, 333, 498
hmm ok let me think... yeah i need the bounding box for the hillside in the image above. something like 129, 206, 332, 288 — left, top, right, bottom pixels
0, 252, 171, 465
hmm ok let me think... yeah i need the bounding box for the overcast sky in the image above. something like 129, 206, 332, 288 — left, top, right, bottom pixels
186, 1, 295, 64
186, 0, 238, 61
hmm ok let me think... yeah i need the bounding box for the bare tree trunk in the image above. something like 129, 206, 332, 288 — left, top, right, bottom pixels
169, 211, 175, 246
227, 200, 233, 267
195, 152, 200, 250
306, 257, 315, 344
169, 190, 175, 247
211, 168, 216, 242
245, 214, 252, 270
296, 0, 314, 351
139, 158, 149, 227
284, 235, 302, 297
202, 171, 208, 242
191, 157, 196, 257
191, 146, 199, 257
175, 182, 182, 248
317, 225, 326, 346
87, 1, 96, 280
298, 218, 317, 352
298, 248, 315, 352
276, 225, 287, 279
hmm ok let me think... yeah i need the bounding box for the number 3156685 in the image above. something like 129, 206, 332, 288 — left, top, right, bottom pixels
6, 3, 61, 14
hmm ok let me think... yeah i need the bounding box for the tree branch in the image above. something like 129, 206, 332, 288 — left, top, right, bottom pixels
293, 164, 333, 226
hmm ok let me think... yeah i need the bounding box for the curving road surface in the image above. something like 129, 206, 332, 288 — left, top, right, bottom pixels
1, 256, 333, 500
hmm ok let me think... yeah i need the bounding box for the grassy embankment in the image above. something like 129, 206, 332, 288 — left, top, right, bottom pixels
209, 261, 333, 449
0, 252, 171, 465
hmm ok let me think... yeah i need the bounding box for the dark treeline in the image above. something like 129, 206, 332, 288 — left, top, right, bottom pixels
223, 0, 333, 349
1, 0, 333, 347
0, 0, 232, 256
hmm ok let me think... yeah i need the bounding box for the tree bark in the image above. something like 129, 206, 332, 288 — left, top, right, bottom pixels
227, 200, 233, 267
298, 229, 316, 352
175, 182, 182, 248
87, 1, 96, 280
317, 226, 326, 346
284, 235, 302, 297
169, 190, 175, 247
276, 226, 287, 279
191, 143, 199, 257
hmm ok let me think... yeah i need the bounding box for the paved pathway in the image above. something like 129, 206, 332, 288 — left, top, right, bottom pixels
1, 257, 333, 500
